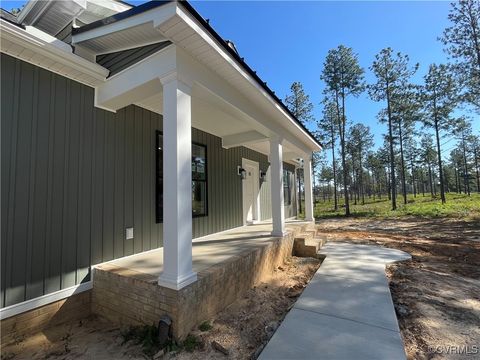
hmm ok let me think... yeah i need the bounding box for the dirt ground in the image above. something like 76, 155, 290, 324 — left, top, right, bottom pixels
1, 257, 320, 360
316, 217, 480, 360
3, 217, 479, 360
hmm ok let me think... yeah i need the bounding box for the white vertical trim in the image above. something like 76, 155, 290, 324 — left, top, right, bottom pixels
158, 74, 197, 290
270, 136, 286, 236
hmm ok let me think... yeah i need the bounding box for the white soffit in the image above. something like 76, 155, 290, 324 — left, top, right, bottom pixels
76, 22, 168, 54
18, 0, 131, 37
72, 2, 320, 151
0, 19, 109, 87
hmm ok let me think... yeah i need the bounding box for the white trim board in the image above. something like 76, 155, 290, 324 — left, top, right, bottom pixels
0, 281, 92, 320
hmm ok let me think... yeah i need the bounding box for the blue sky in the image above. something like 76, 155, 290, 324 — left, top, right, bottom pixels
3, 0, 478, 156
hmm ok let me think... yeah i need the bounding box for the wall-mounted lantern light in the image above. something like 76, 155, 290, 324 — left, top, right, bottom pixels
237, 166, 247, 180
260, 171, 267, 182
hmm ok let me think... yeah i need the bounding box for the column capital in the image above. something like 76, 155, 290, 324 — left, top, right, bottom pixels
269, 133, 284, 144
159, 71, 193, 92
302, 152, 313, 162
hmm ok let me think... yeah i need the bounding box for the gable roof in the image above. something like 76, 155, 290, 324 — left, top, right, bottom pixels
97, 40, 171, 76
74, 0, 321, 149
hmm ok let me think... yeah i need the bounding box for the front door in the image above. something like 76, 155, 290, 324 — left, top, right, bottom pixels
242, 159, 260, 224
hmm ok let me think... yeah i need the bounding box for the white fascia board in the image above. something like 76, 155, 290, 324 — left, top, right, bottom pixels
72, 2, 176, 44
176, 48, 312, 155
222, 130, 268, 149
174, 5, 321, 152
24, 25, 73, 52
0, 281, 92, 320
88, 0, 132, 13
0, 20, 109, 82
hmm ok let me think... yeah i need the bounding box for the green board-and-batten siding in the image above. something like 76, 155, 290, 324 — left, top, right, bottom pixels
0, 54, 297, 308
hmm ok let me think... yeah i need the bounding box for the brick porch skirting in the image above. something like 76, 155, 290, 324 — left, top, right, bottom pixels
92, 229, 297, 339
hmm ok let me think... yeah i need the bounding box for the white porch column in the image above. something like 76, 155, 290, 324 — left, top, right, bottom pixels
304, 154, 314, 222
270, 135, 286, 236
158, 74, 197, 290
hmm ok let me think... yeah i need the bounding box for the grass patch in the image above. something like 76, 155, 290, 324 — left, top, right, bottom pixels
198, 321, 212, 332
312, 193, 480, 220
183, 334, 201, 352
121, 324, 160, 357
121, 325, 203, 356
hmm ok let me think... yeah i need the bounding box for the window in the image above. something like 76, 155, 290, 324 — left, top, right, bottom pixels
156, 131, 208, 223
283, 170, 292, 205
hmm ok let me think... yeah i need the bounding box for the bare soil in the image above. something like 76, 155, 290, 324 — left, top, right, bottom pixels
317, 217, 480, 360
3, 217, 479, 360
1, 257, 320, 360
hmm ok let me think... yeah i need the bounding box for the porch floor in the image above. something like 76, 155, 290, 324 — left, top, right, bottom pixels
96, 220, 312, 280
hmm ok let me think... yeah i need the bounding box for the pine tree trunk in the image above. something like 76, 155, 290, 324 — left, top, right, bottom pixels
475, 146, 480, 193
337, 91, 350, 216
331, 124, 338, 211
386, 87, 397, 210
434, 118, 446, 203
398, 124, 407, 204
462, 135, 471, 196
428, 164, 434, 198
455, 167, 459, 193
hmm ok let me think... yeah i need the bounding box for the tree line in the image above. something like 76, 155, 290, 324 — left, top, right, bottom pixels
285, 0, 479, 215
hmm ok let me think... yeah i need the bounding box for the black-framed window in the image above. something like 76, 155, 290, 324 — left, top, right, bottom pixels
156, 131, 208, 223
283, 170, 292, 205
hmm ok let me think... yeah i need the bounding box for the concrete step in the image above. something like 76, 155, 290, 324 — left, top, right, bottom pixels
293, 232, 320, 258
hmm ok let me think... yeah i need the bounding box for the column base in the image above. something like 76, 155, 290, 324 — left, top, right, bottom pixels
158, 271, 197, 290
305, 217, 315, 222
271, 230, 288, 237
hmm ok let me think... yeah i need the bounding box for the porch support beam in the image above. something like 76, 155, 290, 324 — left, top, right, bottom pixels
158, 73, 197, 290
221, 130, 267, 149
304, 154, 314, 222
270, 135, 286, 236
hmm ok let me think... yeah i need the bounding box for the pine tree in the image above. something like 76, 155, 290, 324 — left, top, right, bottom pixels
321, 45, 365, 216
441, 0, 480, 111
369, 48, 418, 210
422, 64, 458, 204
318, 99, 339, 210
284, 81, 315, 212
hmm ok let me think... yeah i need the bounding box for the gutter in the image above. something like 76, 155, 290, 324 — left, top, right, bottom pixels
178, 1, 322, 150
0, 19, 109, 82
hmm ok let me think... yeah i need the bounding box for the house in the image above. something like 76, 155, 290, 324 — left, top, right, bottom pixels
0, 0, 321, 341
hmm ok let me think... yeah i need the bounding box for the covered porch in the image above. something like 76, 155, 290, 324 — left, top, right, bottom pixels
72, 0, 320, 291
97, 220, 313, 279
92, 220, 321, 339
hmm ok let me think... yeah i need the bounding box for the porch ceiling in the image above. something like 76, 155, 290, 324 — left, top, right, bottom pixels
72, 1, 321, 153
134, 84, 302, 158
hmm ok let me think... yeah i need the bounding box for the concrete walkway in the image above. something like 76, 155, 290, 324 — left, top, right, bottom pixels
260, 242, 411, 360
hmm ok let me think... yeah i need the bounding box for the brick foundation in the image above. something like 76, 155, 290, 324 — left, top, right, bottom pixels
0, 290, 91, 346
92, 227, 300, 339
